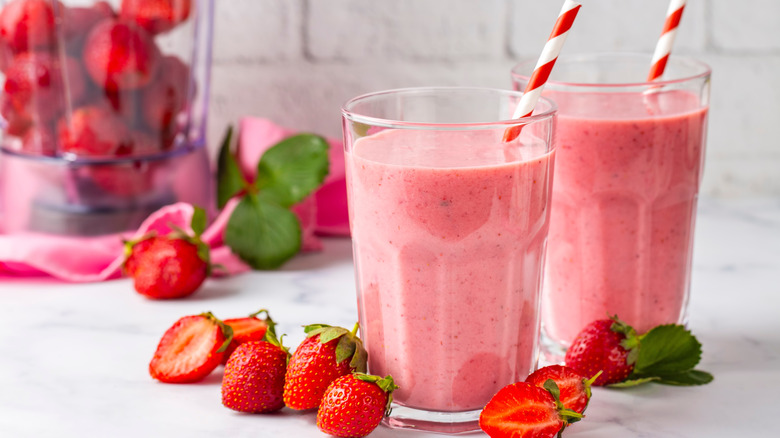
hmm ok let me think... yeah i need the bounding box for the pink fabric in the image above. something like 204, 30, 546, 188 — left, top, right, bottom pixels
0, 118, 350, 281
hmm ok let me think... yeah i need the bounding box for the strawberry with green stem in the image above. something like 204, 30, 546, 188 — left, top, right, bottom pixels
221, 329, 290, 413
283, 323, 367, 410
526, 365, 601, 415
124, 206, 212, 300
317, 373, 398, 438
565, 315, 714, 387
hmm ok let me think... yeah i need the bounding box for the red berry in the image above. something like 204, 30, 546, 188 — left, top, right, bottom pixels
1, 93, 32, 136
565, 318, 638, 386
57, 105, 132, 157
526, 365, 594, 415
221, 338, 289, 413
480, 381, 582, 438
283, 324, 367, 410
120, 0, 192, 35
221, 310, 275, 364
317, 374, 398, 438
63, 1, 115, 55
83, 19, 160, 91
20, 124, 55, 155
149, 312, 232, 383
125, 235, 209, 299
4, 52, 87, 125
141, 55, 188, 133
0, 0, 60, 52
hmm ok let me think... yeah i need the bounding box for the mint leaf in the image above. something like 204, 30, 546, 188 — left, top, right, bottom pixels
255, 134, 329, 208
224, 194, 301, 269
191, 206, 207, 236
656, 370, 714, 386
633, 324, 702, 376
608, 377, 659, 388
217, 126, 249, 209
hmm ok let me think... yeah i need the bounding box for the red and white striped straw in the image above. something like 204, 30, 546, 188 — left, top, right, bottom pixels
647, 0, 686, 82
504, 0, 582, 142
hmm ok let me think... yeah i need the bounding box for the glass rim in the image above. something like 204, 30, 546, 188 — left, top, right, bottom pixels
511, 52, 712, 89
341, 86, 557, 130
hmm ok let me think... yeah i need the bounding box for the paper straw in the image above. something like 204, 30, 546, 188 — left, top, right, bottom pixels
503, 0, 582, 142
647, 0, 686, 82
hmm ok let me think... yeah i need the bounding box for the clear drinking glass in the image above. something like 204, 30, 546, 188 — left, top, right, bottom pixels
0, 0, 214, 235
511, 53, 711, 355
342, 87, 557, 433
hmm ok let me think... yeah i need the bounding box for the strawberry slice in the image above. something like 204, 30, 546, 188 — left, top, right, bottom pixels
221, 309, 275, 364
149, 312, 233, 383
479, 381, 583, 438
525, 365, 601, 415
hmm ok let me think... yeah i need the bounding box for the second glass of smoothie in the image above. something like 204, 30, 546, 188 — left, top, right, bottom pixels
342, 87, 557, 433
511, 53, 711, 353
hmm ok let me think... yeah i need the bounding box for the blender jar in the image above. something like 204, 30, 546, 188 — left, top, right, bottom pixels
0, 0, 213, 235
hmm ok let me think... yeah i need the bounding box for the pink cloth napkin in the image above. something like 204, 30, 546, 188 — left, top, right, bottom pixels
0, 118, 349, 282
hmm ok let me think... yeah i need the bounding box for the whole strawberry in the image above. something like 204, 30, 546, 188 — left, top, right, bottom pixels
124, 207, 211, 299
0, 0, 59, 52
83, 19, 161, 91
283, 323, 367, 410
564, 316, 639, 386
120, 0, 192, 35
222, 309, 276, 364
525, 365, 601, 414
317, 373, 398, 438
479, 381, 583, 438
221, 331, 289, 414
149, 311, 232, 383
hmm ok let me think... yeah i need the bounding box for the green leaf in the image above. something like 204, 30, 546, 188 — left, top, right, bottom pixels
191, 206, 207, 237
255, 134, 329, 208
319, 327, 349, 344
217, 126, 249, 209
608, 377, 659, 388
655, 370, 714, 386
224, 194, 302, 269
304, 324, 331, 335
633, 324, 702, 376
543, 379, 561, 401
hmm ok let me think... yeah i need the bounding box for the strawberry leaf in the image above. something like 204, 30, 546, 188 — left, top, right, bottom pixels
217, 125, 249, 209
655, 370, 714, 386
255, 134, 329, 208
633, 324, 702, 377
225, 194, 301, 269
319, 327, 349, 344
335, 335, 357, 364
608, 376, 659, 388
191, 206, 207, 237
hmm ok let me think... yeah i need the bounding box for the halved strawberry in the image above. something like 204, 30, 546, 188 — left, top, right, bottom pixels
0, 0, 60, 52
149, 312, 233, 383
479, 381, 583, 438
221, 309, 275, 364
525, 365, 600, 415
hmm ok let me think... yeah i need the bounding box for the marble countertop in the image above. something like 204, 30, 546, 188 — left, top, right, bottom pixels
1, 197, 778, 437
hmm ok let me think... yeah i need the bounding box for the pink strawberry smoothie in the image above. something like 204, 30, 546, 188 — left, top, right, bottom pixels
542, 89, 708, 345
346, 128, 554, 412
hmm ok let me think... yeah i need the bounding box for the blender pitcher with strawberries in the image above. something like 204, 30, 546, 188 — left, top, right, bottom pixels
0, 0, 213, 235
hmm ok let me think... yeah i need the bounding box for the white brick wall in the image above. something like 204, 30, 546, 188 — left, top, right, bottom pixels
210, 0, 780, 197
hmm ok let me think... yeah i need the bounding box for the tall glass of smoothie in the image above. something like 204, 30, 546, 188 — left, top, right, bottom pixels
511, 53, 711, 354
342, 87, 557, 433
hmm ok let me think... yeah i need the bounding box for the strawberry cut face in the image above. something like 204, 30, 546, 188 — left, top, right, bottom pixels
149, 313, 231, 384
479, 382, 564, 438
